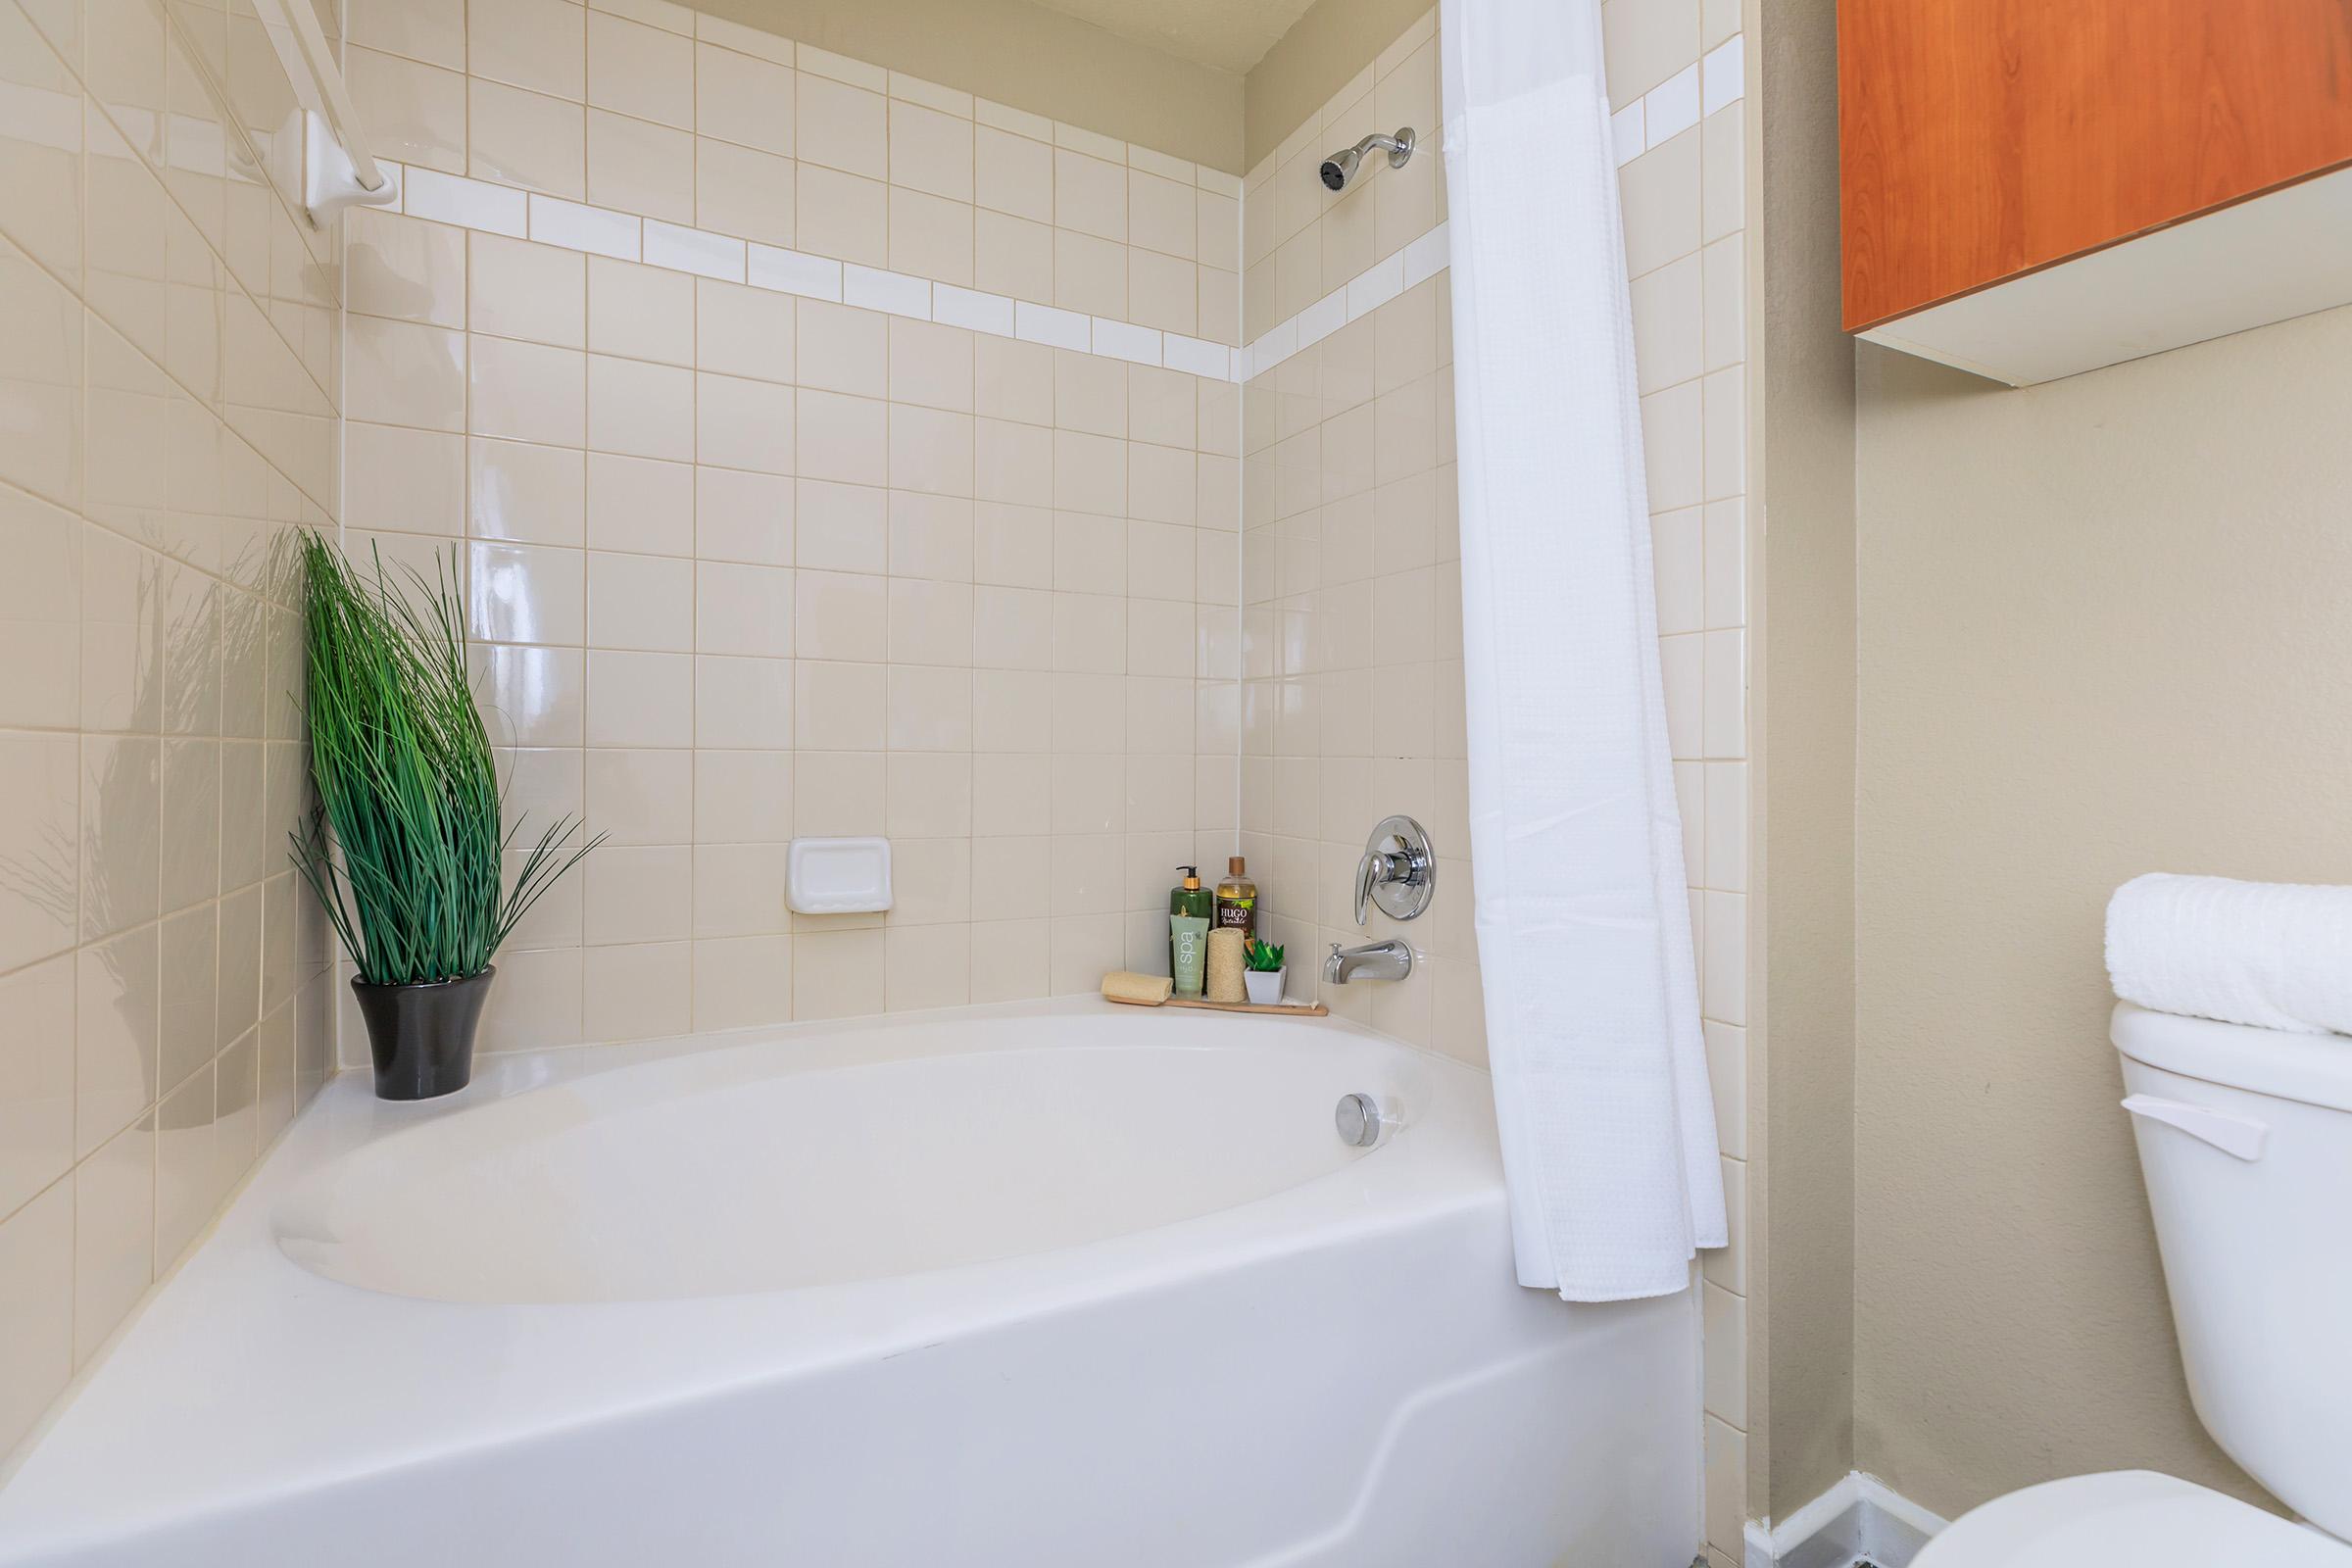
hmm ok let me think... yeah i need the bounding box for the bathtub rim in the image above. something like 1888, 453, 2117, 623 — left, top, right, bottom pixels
272, 997, 1451, 1304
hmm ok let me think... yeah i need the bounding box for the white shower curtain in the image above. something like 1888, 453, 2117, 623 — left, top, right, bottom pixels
1441, 0, 1726, 1299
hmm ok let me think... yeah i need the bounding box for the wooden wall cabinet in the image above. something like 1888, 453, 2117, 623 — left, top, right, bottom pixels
1838, 1, 2352, 384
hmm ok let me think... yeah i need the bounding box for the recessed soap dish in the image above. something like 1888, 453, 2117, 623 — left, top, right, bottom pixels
785, 837, 893, 914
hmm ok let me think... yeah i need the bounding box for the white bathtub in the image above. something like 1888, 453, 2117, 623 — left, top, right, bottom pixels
0, 998, 1700, 1566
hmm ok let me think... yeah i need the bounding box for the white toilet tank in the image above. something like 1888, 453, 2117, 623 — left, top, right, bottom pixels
2112, 1002, 2352, 1541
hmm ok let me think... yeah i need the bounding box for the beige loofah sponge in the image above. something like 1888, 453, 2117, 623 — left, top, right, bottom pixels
1101, 970, 1174, 1005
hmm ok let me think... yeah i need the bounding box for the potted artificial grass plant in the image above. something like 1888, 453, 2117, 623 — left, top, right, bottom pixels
291, 534, 601, 1101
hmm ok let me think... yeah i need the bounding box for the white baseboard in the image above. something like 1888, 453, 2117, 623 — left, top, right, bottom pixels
1741, 1472, 1948, 1568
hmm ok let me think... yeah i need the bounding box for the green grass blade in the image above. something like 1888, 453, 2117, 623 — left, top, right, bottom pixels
289, 531, 600, 986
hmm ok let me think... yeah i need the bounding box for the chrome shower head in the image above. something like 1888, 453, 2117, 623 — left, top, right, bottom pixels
1319, 127, 1416, 192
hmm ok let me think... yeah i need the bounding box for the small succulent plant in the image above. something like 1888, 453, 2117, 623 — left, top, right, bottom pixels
1245, 939, 1286, 973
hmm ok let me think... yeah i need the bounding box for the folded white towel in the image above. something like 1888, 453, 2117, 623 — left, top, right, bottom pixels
2106, 873, 2352, 1036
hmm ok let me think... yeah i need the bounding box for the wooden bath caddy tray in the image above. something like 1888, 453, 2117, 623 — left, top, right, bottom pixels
1111, 995, 1329, 1017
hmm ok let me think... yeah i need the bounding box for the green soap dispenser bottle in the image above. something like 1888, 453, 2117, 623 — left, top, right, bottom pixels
1169, 866, 1213, 999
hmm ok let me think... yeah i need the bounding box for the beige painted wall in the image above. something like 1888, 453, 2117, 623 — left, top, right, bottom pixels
1751, 0, 1855, 1524
700, 0, 1246, 172
1242, 0, 1433, 169
1848, 307, 2352, 1519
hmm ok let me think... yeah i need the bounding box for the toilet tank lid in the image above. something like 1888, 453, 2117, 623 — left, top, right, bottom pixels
1916, 1471, 2348, 1568
2112, 1002, 2352, 1113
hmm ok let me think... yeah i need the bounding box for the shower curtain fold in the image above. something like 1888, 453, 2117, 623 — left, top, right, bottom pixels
1439, 0, 1727, 1300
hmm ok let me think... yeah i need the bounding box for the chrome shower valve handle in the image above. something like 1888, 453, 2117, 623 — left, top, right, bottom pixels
1352, 815, 1436, 924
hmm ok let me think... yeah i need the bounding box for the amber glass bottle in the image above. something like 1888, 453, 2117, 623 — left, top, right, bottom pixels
1214, 856, 1257, 943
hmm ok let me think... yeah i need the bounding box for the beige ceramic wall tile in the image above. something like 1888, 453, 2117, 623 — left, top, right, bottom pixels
589, 12, 693, 126
348, 210, 466, 326
471, 0, 587, 101
0, 1182, 72, 1456
975, 127, 1054, 223
798, 73, 888, 180
973, 211, 1054, 304
471, 79, 588, 200
345, 47, 467, 174
349, 0, 466, 70
1054, 229, 1126, 318
471, 337, 588, 449
888, 188, 974, 286
891, 101, 975, 204
1129, 250, 1199, 336
350, 44, 1233, 1042
1603, 0, 1699, 108
697, 42, 795, 154
796, 165, 889, 269
1054, 149, 1128, 242
471, 233, 589, 348
696, 139, 798, 248
0, 956, 72, 1220
472, 439, 588, 546
586, 108, 692, 223
73, 1113, 154, 1361
0, 0, 337, 1461
589, 257, 695, 364
1621, 126, 1701, 280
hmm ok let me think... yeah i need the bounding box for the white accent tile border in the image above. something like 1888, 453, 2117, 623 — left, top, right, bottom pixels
1400, 222, 1448, 289
368, 159, 1252, 381
1616, 32, 1745, 171
748, 242, 842, 300
1646, 63, 1701, 146
844, 264, 931, 318
932, 282, 1014, 335
1242, 220, 1452, 380
1702, 35, 1745, 120
1090, 317, 1162, 365
1296, 287, 1348, 349
402, 167, 524, 236
367, 162, 1462, 385
1163, 332, 1231, 379
1014, 300, 1091, 352
1347, 251, 1404, 318
645, 220, 744, 280
529, 195, 638, 259
1610, 101, 1644, 168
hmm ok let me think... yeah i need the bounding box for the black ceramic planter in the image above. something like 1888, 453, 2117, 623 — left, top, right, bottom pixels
351, 966, 495, 1101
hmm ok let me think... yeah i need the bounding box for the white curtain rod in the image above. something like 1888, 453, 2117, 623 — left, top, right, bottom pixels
249, 0, 399, 223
